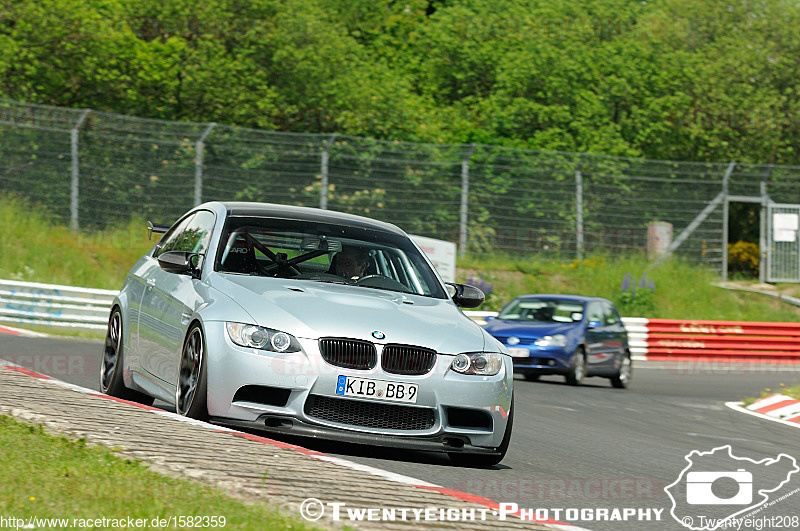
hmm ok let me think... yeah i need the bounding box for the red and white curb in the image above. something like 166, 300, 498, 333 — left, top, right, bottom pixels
0, 325, 48, 337
0, 361, 587, 531
725, 394, 800, 429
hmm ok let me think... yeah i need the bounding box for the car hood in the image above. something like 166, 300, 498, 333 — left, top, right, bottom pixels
207, 274, 487, 354
483, 319, 580, 339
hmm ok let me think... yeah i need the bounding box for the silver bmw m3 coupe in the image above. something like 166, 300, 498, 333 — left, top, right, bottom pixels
100, 202, 513, 465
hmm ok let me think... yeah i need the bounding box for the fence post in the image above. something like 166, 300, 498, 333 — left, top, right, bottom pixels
721, 161, 735, 281
194, 122, 216, 207
459, 144, 476, 259
575, 153, 586, 261
759, 167, 772, 284
320, 134, 337, 210
70, 109, 91, 232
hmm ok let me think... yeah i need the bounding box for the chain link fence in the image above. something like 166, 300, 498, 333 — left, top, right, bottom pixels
3, 98, 800, 277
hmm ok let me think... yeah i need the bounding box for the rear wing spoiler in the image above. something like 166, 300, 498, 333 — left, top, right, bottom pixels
147, 221, 171, 240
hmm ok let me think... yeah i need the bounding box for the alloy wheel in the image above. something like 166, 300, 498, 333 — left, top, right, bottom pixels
177, 327, 203, 415
100, 311, 121, 392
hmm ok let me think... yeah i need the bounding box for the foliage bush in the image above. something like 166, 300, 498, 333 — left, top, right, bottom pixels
727, 241, 759, 278
2, 0, 800, 164
466, 273, 495, 306
617, 271, 656, 315
618, 289, 655, 316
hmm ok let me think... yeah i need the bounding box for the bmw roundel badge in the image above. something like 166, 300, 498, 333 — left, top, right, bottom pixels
507, 336, 520, 345
372, 330, 386, 340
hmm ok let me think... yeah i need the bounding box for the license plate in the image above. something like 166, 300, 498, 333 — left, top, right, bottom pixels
335, 376, 418, 404
508, 347, 530, 357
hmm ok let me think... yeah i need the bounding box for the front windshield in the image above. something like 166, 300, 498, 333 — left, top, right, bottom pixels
214, 216, 447, 299
497, 298, 585, 323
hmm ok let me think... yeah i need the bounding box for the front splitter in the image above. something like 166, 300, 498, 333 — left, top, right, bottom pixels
209, 414, 500, 456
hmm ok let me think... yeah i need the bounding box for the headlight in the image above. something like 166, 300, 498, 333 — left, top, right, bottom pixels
450, 352, 503, 376
225, 322, 301, 353
535, 334, 567, 347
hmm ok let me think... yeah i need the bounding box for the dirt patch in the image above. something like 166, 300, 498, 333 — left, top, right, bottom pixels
717, 281, 778, 292
717, 281, 800, 298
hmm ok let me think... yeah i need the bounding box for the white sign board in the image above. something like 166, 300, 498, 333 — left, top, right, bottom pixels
773, 213, 799, 243
410, 235, 457, 283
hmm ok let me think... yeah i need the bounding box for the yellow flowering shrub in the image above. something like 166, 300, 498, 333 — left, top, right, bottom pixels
727, 241, 759, 277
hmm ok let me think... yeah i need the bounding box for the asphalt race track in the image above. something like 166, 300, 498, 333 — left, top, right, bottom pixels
2, 334, 800, 531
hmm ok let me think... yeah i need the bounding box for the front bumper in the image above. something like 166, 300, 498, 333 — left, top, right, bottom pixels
203, 321, 513, 451
510, 345, 571, 372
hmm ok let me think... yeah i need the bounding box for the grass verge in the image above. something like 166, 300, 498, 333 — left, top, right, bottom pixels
742, 384, 800, 407
0, 195, 154, 290
6, 324, 106, 340
2, 194, 799, 322
458, 253, 800, 320
0, 415, 319, 530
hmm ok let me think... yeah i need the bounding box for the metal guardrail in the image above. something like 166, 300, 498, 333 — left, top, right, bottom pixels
633, 318, 800, 363
618, 317, 649, 360
0, 279, 115, 331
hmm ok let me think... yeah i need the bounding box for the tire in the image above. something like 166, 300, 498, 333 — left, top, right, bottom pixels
565, 348, 586, 386
523, 373, 540, 382
99, 308, 154, 406
611, 353, 633, 389
449, 394, 513, 467
176, 324, 209, 420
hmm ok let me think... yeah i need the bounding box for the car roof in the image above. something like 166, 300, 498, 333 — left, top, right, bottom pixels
216, 202, 406, 236
513, 294, 610, 304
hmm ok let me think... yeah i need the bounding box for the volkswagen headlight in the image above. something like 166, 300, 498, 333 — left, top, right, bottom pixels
226, 322, 301, 353
535, 334, 567, 347
450, 352, 503, 376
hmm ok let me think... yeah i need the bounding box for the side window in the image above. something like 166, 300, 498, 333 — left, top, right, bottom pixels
604, 302, 619, 325
155, 214, 195, 257
586, 302, 604, 325
171, 210, 216, 255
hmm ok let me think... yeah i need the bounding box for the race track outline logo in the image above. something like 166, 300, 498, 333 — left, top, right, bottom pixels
665, 445, 798, 530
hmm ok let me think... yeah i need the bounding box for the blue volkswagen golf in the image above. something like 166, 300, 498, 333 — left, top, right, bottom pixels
483, 295, 631, 388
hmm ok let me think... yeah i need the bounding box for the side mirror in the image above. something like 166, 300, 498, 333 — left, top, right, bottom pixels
588, 320, 603, 329
445, 283, 485, 309
157, 251, 200, 278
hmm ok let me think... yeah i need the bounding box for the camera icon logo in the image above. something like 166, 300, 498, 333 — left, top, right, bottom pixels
686, 469, 752, 505
666, 446, 799, 530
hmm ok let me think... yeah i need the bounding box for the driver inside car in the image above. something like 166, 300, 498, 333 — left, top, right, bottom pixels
331, 246, 369, 279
